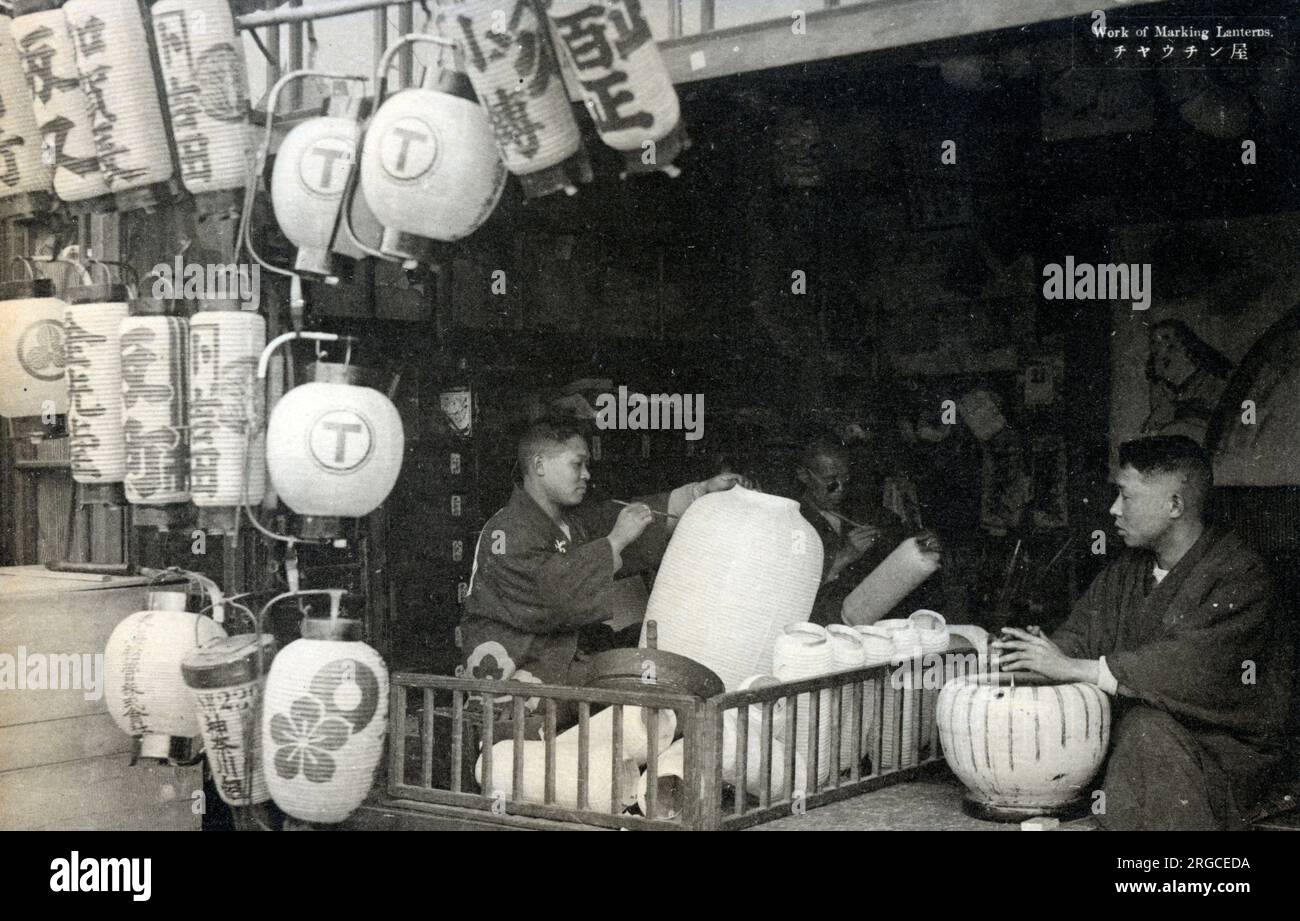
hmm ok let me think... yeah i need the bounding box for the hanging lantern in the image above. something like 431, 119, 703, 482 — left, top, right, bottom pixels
148, 0, 252, 216
188, 310, 266, 512
359, 35, 506, 253
120, 311, 188, 506
0, 278, 68, 418
0, 13, 54, 219
64, 283, 129, 484
262, 590, 388, 824
546, 0, 689, 176
9, 0, 112, 207
182, 633, 277, 807
438, 0, 591, 199
262, 336, 404, 540
104, 588, 228, 760
63, 0, 177, 211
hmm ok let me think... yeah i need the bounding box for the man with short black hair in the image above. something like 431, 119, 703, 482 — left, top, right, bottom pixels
996, 435, 1292, 830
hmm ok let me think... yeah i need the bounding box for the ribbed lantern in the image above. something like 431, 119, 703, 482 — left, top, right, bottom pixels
546, 0, 688, 175
643, 487, 822, 690
64, 284, 129, 484
0, 278, 68, 418
772, 622, 835, 784
0, 14, 54, 218
438, 0, 590, 198
104, 588, 228, 760
120, 312, 188, 505
182, 633, 277, 806
270, 113, 360, 278
149, 0, 252, 214
64, 0, 176, 209
262, 591, 389, 824
359, 38, 506, 250
10, 1, 112, 205
188, 310, 266, 509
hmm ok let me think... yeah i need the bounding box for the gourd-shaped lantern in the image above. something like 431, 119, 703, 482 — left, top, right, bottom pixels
642, 487, 822, 690
0, 13, 54, 219
64, 282, 130, 484
437, 0, 591, 199
149, 0, 252, 215
10, 0, 113, 206
120, 308, 188, 506
182, 632, 277, 807
0, 277, 68, 418
260, 332, 404, 540
104, 587, 228, 760
359, 34, 506, 254
262, 590, 389, 824
63, 0, 177, 210
546, 0, 689, 176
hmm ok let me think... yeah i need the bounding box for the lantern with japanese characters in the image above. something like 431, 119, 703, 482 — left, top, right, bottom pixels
438, 0, 591, 198
149, 0, 252, 214
0, 14, 54, 218
120, 311, 188, 505
262, 590, 389, 824
0, 279, 67, 418
270, 108, 360, 278
64, 283, 129, 484
359, 35, 506, 251
10, 0, 111, 206
546, 0, 688, 175
64, 0, 176, 209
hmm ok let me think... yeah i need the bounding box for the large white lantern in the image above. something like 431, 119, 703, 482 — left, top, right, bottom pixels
64, 284, 130, 484
0, 13, 54, 219
120, 313, 188, 505
0, 278, 67, 418
270, 112, 360, 278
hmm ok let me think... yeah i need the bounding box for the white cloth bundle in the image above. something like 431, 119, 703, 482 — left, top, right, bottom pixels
637, 738, 686, 820
475, 740, 639, 814
772, 623, 835, 783
842, 538, 941, 626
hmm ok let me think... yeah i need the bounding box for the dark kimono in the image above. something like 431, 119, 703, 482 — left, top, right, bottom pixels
459, 485, 676, 686
1051, 526, 1293, 830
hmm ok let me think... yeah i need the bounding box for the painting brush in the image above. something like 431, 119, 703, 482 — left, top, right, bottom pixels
608, 499, 679, 520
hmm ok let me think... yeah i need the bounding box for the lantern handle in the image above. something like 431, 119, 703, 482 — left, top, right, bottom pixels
84, 258, 140, 298
374, 33, 458, 104
257, 331, 340, 380
336, 160, 409, 266
10, 256, 39, 281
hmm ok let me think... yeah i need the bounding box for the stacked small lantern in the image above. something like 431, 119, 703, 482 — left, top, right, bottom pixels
120, 310, 189, 508
0, 13, 54, 219
0, 278, 68, 419
63, 283, 130, 484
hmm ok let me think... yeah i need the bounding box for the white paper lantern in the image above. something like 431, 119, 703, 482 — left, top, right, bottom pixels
120, 314, 188, 504
188, 310, 265, 508
643, 487, 822, 690
9, 3, 110, 204
0, 278, 67, 418
0, 14, 54, 211
826, 624, 869, 772
64, 288, 129, 483
772, 622, 834, 784
841, 537, 941, 626
476, 739, 639, 815
63, 0, 174, 201
271, 116, 359, 277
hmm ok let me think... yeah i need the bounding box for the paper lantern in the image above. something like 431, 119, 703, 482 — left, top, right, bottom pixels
826, 624, 869, 772
9, 2, 110, 204
265, 362, 404, 536
546, 0, 688, 174
188, 310, 265, 508
270, 116, 359, 277
64, 286, 129, 483
149, 0, 252, 207
64, 0, 175, 204
637, 738, 684, 819
0, 14, 53, 216
476, 739, 639, 814
0, 278, 67, 418
841, 537, 941, 626
262, 599, 388, 824
643, 487, 822, 690
938, 673, 1111, 820
438, 0, 590, 198
359, 51, 506, 247
772, 622, 834, 783
721, 697, 807, 799
103, 590, 228, 759
182, 633, 276, 806
120, 314, 188, 504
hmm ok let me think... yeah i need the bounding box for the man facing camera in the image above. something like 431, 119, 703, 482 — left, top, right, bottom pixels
995, 436, 1292, 830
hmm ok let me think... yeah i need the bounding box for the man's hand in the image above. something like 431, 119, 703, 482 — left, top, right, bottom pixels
608, 502, 653, 553
826, 525, 882, 582
703, 472, 753, 493
992, 627, 1096, 683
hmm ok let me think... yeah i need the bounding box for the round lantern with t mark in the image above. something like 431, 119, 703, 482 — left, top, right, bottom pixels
0, 259, 68, 419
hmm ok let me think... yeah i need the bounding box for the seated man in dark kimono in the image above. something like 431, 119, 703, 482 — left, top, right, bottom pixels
996, 436, 1292, 830
460, 418, 746, 688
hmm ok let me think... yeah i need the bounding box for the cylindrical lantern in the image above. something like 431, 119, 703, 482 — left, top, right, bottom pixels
546, 0, 688, 175
64, 0, 175, 206
772, 622, 834, 784
120, 313, 188, 504
938, 673, 1111, 821
0, 278, 68, 418
0, 13, 54, 217
104, 589, 228, 760
270, 115, 360, 277
9, 1, 111, 205
182, 633, 276, 807
438, 0, 590, 198
188, 310, 265, 508
826, 624, 869, 772
841, 537, 941, 626
64, 285, 129, 483
149, 0, 252, 211
360, 50, 506, 247
643, 487, 822, 690
262, 592, 388, 824
265, 361, 404, 538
